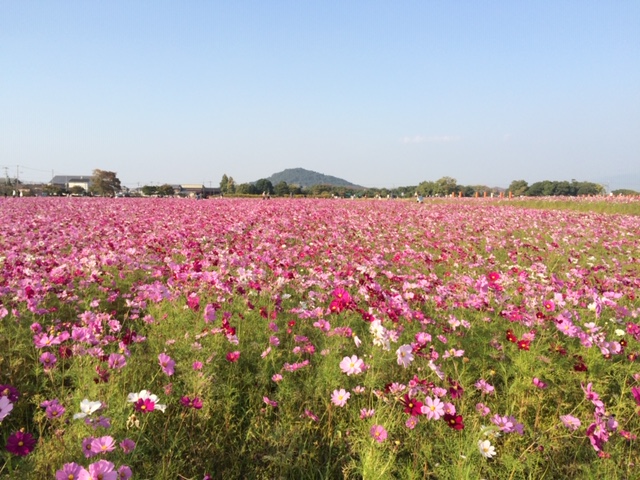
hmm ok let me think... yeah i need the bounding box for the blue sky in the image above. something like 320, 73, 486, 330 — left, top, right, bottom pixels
2, 1, 639, 189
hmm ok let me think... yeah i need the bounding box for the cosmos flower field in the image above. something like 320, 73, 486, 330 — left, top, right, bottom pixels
1, 197, 639, 479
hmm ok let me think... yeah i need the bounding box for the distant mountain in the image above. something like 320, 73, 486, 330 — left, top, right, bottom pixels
265, 168, 363, 188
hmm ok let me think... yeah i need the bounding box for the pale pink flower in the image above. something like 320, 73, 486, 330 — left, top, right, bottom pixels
90, 436, 116, 455
0, 396, 14, 422
340, 355, 364, 375
396, 344, 414, 368
560, 414, 581, 431
158, 353, 175, 376
359, 408, 375, 419
331, 388, 350, 407
422, 396, 445, 420
474, 379, 495, 395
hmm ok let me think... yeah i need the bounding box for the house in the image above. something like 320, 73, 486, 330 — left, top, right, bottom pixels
177, 184, 221, 198
50, 175, 92, 192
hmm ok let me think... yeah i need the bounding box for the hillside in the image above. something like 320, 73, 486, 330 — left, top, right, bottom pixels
265, 168, 362, 188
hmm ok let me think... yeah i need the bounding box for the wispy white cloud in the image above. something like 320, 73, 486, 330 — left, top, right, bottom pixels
400, 135, 461, 144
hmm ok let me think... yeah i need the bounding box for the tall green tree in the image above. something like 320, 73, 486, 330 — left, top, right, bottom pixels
141, 185, 158, 196
157, 184, 176, 196
435, 176, 458, 196
226, 176, 235, 194
220, 174, 229, 193
254, 179, 274, 195
90, 169, 122, 197
508, 180, 529, 196
273, 181, 290, 196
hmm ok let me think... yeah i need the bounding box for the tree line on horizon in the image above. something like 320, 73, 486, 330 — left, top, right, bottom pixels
4, 170, 637, 198
219, 174, 629, 198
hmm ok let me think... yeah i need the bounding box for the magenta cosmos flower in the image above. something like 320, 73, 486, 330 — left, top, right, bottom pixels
6, 431, 36, 456
226, 351, 240, 363
127, 390, 166, 413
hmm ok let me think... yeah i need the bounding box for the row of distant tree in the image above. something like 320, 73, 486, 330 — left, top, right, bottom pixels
3, 170, 636, 198
219, 174, 632, 198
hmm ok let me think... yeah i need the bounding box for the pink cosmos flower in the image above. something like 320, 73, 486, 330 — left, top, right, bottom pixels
158, 353, 175, 376
490, 414, 510, 431
263, 396, 278, 407
119, 438, 136, 454
443, 402, 456, 415
532, 377, 548, 389
117, 465, 132, 480
581, 382, 604, 408
192, 361, 203, 371
359, 408, 375, 419
0, 396, 13, 422
82, 437, 97, 458
331, 388, 351, 407
56, 462, 88, 480
405, 416, 419, 429
91, 436, 116, 455
226, 351, 240, 362
203, 303, 216, 323
340, 355, 364, 375
108, 353, 126, 370
41, 398, 65, 420
476, 402, 491, 416
474, 379, 495, 395
370, 424, 387, 443
84, 459, 117, 480
422, 396, 445, 420
39, 351, 57, 371
396, 344, 414, 368
443, 348, 464, 359
303, 409, 319, 421
560, 414, 581, 431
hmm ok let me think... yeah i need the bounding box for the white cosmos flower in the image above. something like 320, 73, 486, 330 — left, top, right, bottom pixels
73, 399, 102, 419
478, 439, 496, 459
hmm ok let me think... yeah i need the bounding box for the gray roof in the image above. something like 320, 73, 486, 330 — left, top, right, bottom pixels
50, 175, 92, 185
